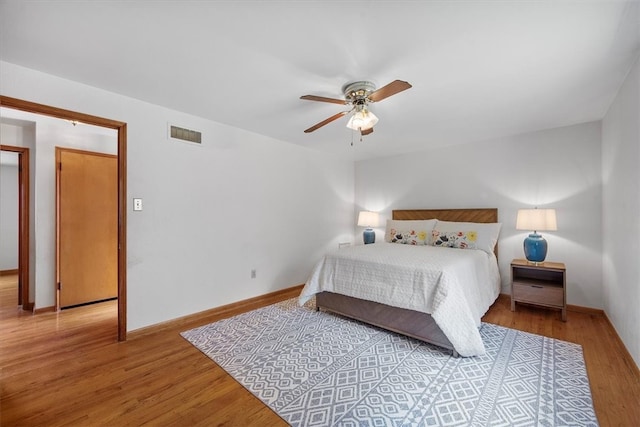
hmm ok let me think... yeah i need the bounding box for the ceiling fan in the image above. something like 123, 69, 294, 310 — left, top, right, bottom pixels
300, 80, 412, 136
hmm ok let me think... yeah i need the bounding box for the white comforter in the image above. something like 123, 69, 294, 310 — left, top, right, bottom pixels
299, 243, 501, 356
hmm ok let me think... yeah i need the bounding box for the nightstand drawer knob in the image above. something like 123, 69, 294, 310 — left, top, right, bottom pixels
531, 285, 543, 289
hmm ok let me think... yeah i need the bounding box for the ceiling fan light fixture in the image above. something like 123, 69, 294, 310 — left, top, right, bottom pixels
346, 108, 378, 131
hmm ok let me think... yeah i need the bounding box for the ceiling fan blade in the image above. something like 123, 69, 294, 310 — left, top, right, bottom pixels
368, 80, 412, 102
304, 111, 348, 133
361, 128, 374, 136
300, 95, 348, 105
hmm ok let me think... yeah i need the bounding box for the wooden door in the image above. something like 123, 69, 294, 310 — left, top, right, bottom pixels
57, 148, 117, 308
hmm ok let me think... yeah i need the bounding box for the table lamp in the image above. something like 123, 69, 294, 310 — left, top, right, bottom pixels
357, 211, 379, 244
516, 208, 557, 263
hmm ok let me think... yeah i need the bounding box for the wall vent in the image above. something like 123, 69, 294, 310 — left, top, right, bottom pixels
169, 125, 202, 144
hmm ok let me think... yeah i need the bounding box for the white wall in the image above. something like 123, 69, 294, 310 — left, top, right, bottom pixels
0, 156, 18, 270
602, 55, 640, 368
0, 61, 355, 330
355, 122, 603, 309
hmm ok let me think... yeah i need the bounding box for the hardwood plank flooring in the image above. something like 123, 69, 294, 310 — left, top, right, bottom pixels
1, 274, 639, 426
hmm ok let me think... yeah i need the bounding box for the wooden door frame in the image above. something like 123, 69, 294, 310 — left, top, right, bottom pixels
0, 144, 30, 310
0, 96, 128, 341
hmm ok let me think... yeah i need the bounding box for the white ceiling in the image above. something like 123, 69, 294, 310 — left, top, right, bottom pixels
1, 1, 638, 161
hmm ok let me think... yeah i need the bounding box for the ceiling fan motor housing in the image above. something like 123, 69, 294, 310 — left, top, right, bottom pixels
342, 81, 377, 103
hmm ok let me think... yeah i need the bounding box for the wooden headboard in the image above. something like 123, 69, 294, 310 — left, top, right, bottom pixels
392, 208, 499, 256
392, 208, 498, 223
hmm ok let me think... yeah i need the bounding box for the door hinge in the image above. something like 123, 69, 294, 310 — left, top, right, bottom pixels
58, 162, 62, 171
57, 282, 61, 290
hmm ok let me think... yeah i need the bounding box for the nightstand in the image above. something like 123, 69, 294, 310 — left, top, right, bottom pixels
511, 259, 566, 321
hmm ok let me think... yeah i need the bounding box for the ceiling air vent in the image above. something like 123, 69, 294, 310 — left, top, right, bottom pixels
169, 125, 202, 144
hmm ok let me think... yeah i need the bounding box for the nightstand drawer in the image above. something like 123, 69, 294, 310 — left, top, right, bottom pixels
513, 282, 563, 306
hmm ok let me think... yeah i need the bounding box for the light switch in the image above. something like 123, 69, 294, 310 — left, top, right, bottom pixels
133, 198, 143, 211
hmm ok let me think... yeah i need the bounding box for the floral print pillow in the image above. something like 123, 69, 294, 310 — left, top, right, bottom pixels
389, 228, 429, 245
432, 230, 478, 249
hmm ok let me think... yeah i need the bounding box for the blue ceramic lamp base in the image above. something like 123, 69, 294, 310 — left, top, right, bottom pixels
363, 228, 375, 244
523, 232, 548, 263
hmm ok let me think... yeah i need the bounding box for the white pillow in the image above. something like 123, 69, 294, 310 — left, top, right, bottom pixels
385, 219, 437, 245
432, 220, 501, 254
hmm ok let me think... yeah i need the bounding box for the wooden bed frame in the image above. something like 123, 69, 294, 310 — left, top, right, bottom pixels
316, 208, 499, 356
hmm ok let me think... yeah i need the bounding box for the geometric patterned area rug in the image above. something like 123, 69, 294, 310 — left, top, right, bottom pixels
181, 298, 598, 427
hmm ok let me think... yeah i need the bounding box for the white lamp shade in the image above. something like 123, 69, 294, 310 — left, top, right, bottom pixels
346, 110, 378, 131
357, 211, 379, 227
516, 209, 557, 231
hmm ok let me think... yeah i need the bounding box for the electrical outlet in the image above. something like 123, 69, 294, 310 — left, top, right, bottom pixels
251, 269, 256, 279
133, 198, 143, 211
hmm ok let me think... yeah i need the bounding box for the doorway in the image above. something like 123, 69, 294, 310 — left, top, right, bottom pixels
0, 145, 30, 310
0, 96, 128, 341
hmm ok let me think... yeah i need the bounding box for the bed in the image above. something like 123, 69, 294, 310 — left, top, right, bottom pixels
298, 208, 501, 357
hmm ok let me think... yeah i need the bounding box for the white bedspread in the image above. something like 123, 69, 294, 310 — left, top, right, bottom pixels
299, 243, 501, 356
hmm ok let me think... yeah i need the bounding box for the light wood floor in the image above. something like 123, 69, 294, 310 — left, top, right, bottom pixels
1, 274, 639, 426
